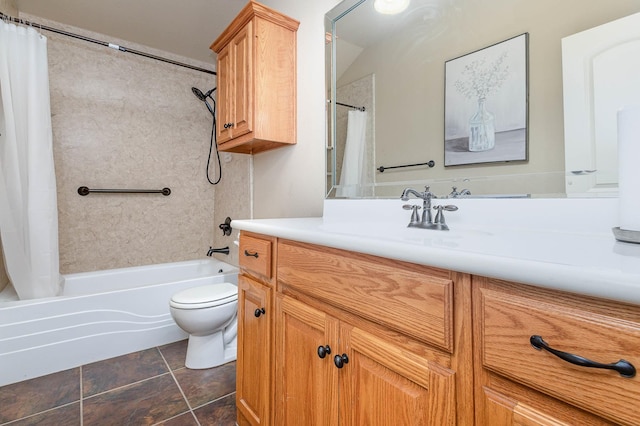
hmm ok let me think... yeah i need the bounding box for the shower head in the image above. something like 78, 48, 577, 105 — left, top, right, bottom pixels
191, 86, 217, 116
192, 86, 216, 101
192, 87, 206, 101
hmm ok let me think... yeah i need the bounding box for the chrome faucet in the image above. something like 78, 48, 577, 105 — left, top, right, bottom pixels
401, 186, 436, 227
448, 186, 471, 198
401, 186, 457, 230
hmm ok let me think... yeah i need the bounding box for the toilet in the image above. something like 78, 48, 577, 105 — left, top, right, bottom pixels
169, 282, 238, 369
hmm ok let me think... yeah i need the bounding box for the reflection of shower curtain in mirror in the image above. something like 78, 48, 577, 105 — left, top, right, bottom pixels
337, 110, 368, 197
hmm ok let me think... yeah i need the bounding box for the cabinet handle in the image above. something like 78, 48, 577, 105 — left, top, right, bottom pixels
530, 335, 636, 378
254, 307, 265, 318
317, 345, 331, 359
334, 353, 349, 369
244, 250, 259, 258
223, 122, 234, 129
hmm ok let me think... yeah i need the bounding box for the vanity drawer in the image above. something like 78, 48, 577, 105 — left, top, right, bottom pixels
239, 233, 274, 281
277, 240, 455, 352
478, 280, 640, 426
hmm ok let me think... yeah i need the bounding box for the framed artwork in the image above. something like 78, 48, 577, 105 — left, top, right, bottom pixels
444, 33, 529, 167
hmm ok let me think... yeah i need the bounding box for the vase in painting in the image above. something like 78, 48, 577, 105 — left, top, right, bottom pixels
468, 97, 495, 151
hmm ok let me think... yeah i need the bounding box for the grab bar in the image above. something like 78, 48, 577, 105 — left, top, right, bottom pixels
377, 160, 435, 173
77, 186, 171, 196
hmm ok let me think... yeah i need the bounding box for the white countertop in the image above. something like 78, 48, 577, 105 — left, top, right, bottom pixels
232, 198, 640, 305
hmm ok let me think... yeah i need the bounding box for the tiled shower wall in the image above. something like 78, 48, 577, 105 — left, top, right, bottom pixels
14, 14, 251, 275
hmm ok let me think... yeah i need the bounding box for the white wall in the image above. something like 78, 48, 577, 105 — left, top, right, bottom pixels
252, 0, 342, 219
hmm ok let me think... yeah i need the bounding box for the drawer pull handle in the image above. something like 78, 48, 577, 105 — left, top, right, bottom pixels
530, 335, 636, 378
317, 345, 331, 359
254, 308, 265, 318
244, 250, 259, 258
334, 353, 349, 369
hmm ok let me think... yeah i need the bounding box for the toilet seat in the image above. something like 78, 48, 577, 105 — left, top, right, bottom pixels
170, 283, 238, 310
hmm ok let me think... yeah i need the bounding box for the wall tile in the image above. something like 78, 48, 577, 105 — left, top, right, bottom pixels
14, 15, 251, 274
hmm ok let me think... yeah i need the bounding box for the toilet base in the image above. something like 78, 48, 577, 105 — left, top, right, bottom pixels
185, 331, 237, 369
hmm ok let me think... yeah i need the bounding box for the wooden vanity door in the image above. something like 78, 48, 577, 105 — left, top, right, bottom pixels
338, 324, 456, 426
275, 295, 339, 426
236, 275, 272, 426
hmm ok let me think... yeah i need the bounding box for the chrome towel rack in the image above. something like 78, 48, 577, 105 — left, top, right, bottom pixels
77, 186, 171, 196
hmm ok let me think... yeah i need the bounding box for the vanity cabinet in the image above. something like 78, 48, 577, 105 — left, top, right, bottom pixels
275, 294, 456, 425
235, 230, 640, 424
473, 276, 640, 426
210, 1, 299, 154
236, 232, 277, 426
274, 239, 473, 426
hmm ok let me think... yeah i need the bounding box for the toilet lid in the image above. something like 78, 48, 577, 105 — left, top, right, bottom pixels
170, 282, 238, 309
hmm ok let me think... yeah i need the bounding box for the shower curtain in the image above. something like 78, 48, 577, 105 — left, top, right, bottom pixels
0, 20, 62, 299
337, 110, 368, 198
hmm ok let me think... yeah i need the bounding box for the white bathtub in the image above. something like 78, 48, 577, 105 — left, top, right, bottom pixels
0, 259, 238, 387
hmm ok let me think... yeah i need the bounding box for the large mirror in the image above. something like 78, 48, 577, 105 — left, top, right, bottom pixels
325, 0, 640, 199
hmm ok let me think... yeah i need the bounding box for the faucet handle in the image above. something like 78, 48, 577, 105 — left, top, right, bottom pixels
432, 204, 458, 230
403, 204, 421, 225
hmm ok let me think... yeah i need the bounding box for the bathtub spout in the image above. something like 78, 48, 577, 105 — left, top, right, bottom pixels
207, 246, 230, 256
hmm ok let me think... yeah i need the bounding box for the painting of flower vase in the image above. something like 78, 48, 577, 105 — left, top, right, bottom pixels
444, 33, 528, 166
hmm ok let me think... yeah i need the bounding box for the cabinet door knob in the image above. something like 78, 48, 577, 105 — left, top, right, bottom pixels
530, 335, 636, 378
254, 307, 265, 318
334, 353, 349, 368
317, 345, 331, 359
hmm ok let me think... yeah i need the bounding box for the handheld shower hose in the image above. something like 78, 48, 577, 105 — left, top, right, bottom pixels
192, 86, 220, 185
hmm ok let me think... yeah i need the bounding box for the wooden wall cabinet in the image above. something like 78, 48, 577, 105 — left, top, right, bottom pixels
210, 1, 299, 154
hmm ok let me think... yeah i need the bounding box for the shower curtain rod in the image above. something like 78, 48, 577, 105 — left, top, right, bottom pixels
331, 100, 365, 111
0, 12, 216, 76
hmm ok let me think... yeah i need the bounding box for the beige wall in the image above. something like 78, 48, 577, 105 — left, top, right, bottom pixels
20, 14, 249, 274
336, 0, 639, 197
0, 0, 16, 14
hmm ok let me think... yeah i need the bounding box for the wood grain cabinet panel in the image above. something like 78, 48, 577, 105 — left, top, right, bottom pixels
234, 231, 640, 424
474, 276, 640, 426
271, 238, 471, 425
236, 231, 278, 426
274, 294, 339, 426
277, 240, 455, 352
236, 275, 273, 426
239, 233, 274, 282
210, 1, 299, 154
339, 324, 456, 426
275, 294, 457, 426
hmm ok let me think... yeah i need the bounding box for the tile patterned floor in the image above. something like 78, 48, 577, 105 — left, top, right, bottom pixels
0, 340, 236, 425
